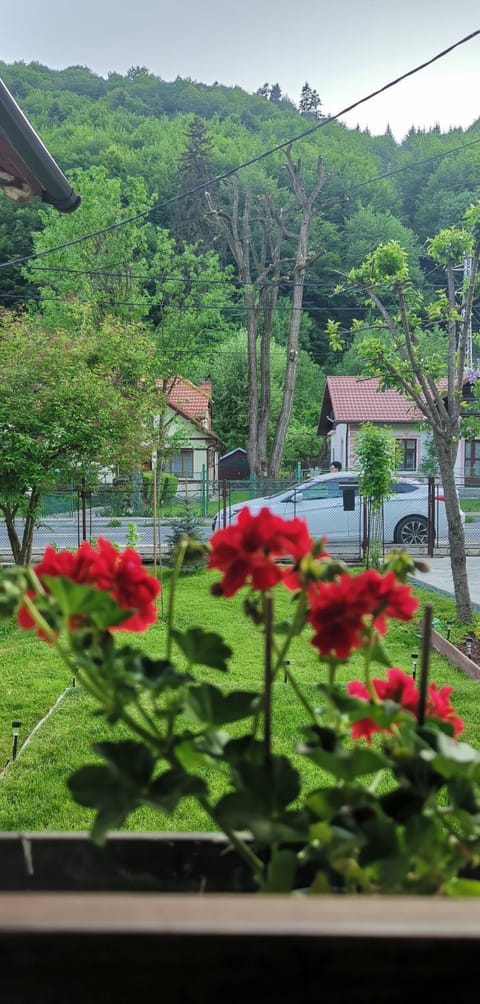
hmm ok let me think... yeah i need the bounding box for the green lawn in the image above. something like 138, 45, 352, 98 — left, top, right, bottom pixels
0, 569, 479, 833
459, 498, 480, 513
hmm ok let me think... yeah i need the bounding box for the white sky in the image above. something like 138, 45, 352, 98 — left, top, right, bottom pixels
1, 0, 479, 140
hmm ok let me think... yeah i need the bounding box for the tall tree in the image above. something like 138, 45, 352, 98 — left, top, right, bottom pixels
298, 82, 322, 119
206, 147, 324, 477
171, 117, 214, 249
328, 206, 480, 622
23, 166, 154, 328
0, 313, 157, 564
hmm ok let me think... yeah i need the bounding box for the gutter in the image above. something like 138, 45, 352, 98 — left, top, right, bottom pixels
0, 77, 80, 213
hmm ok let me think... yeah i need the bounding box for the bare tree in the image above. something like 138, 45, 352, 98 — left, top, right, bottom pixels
206, 147, 324, 478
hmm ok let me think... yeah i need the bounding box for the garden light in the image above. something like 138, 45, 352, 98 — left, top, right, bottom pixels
466, 636, 473, 658
411, 653, 418, 681
11, 720, 21, 761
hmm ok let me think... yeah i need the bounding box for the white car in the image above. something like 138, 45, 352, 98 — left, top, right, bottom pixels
211, 472, 457, 546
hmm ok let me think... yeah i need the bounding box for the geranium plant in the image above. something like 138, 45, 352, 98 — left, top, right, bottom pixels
2, 513, 480, 895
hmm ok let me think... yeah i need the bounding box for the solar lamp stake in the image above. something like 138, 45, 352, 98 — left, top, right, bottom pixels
11, 720, 21, 761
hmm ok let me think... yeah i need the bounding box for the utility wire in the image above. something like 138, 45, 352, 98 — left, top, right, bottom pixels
0, 29, 478, 273
17, 131, 480, 287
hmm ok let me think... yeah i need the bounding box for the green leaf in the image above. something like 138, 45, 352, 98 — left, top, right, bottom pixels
357, 816, 401, 866
380, 788, 425, 822
128, 655, 192, 691
214, 792, 303, 844
369, 636, 393, 668
299, 744, 388, 780
92, 740, 155, 784
445, 878, 480, 897
263, 849, 298, 893
45, 577, 129, 629
184, 683, 260, 726
68, 765, 117, 809
233, 755, 300, 810
171, 627, 232, 670
147, 769, 207, 813
420, 731, 480, 779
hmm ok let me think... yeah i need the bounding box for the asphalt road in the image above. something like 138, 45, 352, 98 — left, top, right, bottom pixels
1, 514, 480, 562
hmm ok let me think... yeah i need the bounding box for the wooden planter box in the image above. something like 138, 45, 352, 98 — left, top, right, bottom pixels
430, 627, 480, 680
1, 832, 480, 1003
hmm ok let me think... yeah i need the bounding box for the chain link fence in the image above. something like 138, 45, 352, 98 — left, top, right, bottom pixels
0, 475, 477, 564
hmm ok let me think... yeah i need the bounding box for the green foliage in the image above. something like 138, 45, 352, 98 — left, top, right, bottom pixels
0, 312, 157, 563
165, 498, 207, 569
427, 226, 473, 267
354, 424, 398, 506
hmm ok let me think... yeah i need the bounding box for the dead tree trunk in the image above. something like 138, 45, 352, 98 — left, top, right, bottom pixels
206, 149, 324, 479
269, 150, 324, 475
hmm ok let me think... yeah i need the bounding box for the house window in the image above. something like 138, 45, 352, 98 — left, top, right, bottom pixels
465, 441, 480, 483
168, 449, 194, 478
396, 438, 417, 471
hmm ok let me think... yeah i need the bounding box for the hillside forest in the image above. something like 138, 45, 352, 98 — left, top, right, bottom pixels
1, 60, 480, 476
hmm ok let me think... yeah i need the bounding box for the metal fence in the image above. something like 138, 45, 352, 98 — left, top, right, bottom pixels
0, 475, 479, 564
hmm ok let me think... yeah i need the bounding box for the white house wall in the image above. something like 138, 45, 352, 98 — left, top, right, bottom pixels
329, 423, 430, 475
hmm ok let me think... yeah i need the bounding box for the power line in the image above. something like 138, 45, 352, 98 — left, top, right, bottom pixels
0, 30, 478, 273
15, 131, 480, 288
0, 290, 375, 312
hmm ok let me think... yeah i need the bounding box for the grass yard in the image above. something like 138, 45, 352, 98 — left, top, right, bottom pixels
0, 568, 479, 833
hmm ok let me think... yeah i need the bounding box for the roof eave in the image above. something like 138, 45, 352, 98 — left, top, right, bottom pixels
0, 77, 81, 213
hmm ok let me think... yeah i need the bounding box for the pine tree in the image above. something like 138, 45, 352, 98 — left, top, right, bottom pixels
171, 117, 214, 248
298, 82, 322, 119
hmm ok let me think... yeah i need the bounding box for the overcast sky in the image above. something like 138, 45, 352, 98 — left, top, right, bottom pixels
2, 0, 479, 139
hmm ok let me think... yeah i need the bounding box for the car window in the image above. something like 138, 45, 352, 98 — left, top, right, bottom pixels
300, 480, 342, 500
390, 481, 419, 494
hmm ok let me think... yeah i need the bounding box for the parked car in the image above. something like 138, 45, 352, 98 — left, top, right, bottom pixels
211, 472, 459, 546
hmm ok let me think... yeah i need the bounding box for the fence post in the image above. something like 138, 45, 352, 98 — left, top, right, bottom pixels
80, 477, 87, 542
222, 480, 228, 529
427, 476, 435, 557
201, 465, 207, 517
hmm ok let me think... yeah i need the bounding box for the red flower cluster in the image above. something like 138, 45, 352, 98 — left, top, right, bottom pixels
347, 668, 464, 742
18, 538, 161, 633
306, 569, 418, 660
208, 507, 313, 597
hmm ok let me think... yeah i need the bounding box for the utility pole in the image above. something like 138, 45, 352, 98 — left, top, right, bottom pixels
464, 255, 473, 369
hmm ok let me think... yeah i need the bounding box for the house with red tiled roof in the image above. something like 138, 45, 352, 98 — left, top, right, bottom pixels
318, 375, 480, 483
161, 377, 224, 483
318, 377, 428, 476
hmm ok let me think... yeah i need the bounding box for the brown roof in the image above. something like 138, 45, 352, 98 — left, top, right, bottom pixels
318, 376, 422, 434
166, 376, 211, 426
165, 376, 224, 449
0, 76, 80, 212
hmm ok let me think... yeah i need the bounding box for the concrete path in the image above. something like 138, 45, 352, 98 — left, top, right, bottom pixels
412, 556, 480, 609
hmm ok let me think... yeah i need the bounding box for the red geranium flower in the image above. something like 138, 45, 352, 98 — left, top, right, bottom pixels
18, 538, 160, 634
208, 507, 313, 597
347, 669, 464, 742
306, 569, 418, 660
374, 667, 419, 714
426, 682, 464, 737
307, 575, 371, 659
347, 680, 383, 742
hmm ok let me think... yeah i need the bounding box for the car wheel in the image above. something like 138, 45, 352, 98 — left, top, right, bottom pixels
394, 515, 428, 546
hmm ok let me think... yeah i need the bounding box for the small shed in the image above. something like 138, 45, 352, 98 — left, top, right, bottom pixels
218, 448, 250, 481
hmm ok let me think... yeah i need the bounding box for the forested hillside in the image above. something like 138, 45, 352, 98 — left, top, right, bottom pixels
1, 60, 480, 468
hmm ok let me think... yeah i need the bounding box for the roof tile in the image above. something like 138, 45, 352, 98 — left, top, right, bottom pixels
326, 376, 422, 423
